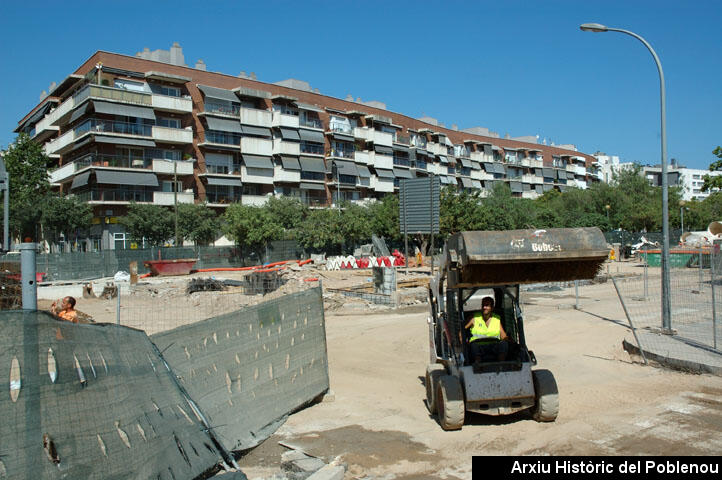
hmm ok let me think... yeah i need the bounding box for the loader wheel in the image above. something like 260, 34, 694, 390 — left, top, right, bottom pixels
425, 364, 446, 414
532, 369, 559, 422
436, 375, 465, 430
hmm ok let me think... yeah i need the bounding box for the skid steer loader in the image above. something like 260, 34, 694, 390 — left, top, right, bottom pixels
426, 227, 608, 430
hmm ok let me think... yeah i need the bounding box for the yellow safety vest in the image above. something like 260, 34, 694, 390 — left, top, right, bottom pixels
470, 313, 502, 343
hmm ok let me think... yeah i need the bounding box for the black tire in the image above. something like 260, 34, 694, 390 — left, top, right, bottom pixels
532, 369, 559, 422
425, 364, 446, 414
436, 375, 465, 430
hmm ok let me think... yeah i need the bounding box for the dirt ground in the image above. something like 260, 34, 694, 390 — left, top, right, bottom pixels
37, 260, 722, 478
232, 262, 722, 479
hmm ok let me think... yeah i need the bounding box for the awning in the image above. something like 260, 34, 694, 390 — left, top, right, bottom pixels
330, 131, 354, 142
556, 169, 566, 179
206, 176, 242, 187
95, 170, 158, 187
332, 160, 358, 176
197, 84, 239, 103
296, 103, 324, 113
534, 185, 544, 194
543, 184, 553, 192
374, 145, 393, 155
414, 148, 428, 156
376, 168, 394, 178
487, 163, 505, 174
510, 182, 523, 193
356, 165, 371, 178
438, 155, 448, 164
69, 102, 91, 124
300, 182, 325, 191
298, 129, 325, 143
241, 125, 271, 137
542, 168, 555, 178
567, 171, 575, 179
243, 155, 273, 169
523, 183, 532, 191
392, 144, 410, 153
460, 158, 472, 168
461, 177, 473, 188
70, 171, 91, 190
17, 101, 54, 132
279, 127, 300, 141
444, 176, 458, 185
299, 156, 326, 173
470, 161, 481, 170
472, 180, 482, 189
92, 101, 156, 120
205, 116, 243, 133
393, 168, 414, 179
280, 156, 300, 170
93, 136, 156, 148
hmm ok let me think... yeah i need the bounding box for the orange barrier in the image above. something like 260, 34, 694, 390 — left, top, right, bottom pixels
303, 277, 319, 282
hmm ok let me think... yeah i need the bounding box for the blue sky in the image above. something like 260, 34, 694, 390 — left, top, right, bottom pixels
1, 0, 720, 169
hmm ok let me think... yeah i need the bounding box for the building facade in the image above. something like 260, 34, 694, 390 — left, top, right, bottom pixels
16, 48, 601, 250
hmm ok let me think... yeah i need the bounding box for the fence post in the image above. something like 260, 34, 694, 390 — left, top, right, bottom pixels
643, 250, 649, 299
19, 242, 37, 310
699, 247, 703, 289
712, 245, 718, 351
574, 280, 579, 309
611, 277, 648, 365
116, 285, 121, 325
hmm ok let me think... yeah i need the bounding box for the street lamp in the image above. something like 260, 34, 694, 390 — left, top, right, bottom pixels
605, 204, 611, 225
581, 22, 672, 332
679, 200, 686, 233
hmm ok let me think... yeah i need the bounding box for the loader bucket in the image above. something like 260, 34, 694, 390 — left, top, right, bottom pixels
444, 227, 609, 287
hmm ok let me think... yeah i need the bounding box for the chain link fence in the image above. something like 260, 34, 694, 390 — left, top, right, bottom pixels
613, 247, 721, 370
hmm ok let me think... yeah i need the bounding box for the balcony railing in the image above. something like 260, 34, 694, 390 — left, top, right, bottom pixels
75, 119, 152, 137
75, 153, 151, 170
75, 187, 154, 203
73, 84, 151, 106
204, 131, 241, 145
300, 171, 325, 182
329, 125, 353, 135
414, 160, 427, 170
394, 133, 410, 145
204, 102, 240, 116
393, 157, 410, 167
300, 142, 325, 155
328, 149, 354, 159
300, 117, 323, 129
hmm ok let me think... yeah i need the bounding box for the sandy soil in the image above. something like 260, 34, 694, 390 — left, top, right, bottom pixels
233, 263, 722, 479
37, 260, 722, 478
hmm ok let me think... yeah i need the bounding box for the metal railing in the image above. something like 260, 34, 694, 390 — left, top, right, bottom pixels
204, 131, 241, 145
73, 84, 152, 106
300, 118, 323, 129
75, 118, 152, 137
204, 102, 240, 116
75, 187, 154, 203
300, 142, 325, 155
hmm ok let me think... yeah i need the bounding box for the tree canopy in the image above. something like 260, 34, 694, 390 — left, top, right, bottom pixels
120, 204, 174, 247
176, 203, 220, 246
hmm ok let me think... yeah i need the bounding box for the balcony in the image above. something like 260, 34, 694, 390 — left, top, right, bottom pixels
45, 129, 75, 155
522, 191, 538, 199
272, 112, 300, 128
300, 142, 325, 156
241, 166, 274, 185
32, 115, 60, 140
427, 142, 445, 156
393, 156, 411, 167
274, 166, 301, 183
153, 191, 194, 205
352, 127, 372, 141
531, 158, 544, 169
520, 157, 531, 167
78, 187, 154, 204
327, 149, 354, 160
204, 102, 240, 117
574, 165, 587, 176
240, 107, 272, 127
566, 164, 576, 172
76, 118, 152, 138
49, 162, 77, 184
576, 180, 588, 189
272, 139, 301, 156
47, 96, 75, 126
152, 126, 193, 144
152, 159, 194, 175
300, 117, 323, 129
242, 194, 271, 206
152, 94, 192, 113
74, 84, 151, 107
372, 130, 393, 147
369, 151, 393, 169
522, 174, 536, 183
354, 151, 371, 165
371, 176, 394, 193
394, 133, 410, 145
241, 137, 273, 156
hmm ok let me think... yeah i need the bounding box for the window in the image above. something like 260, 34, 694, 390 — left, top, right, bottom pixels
331, 141, 354, 158
272, 104, 299, 116
300, 141, 324, 155
300, 111, 322, 129
157, 117, 181, 128
160, 85, 180, 97
329, 116, 351, 134
114, 232, 128, 250
162, 181, 182, 193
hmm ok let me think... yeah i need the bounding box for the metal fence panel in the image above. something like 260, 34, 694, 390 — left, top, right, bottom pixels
0, 311, 223, 479
150, 286, 329, 452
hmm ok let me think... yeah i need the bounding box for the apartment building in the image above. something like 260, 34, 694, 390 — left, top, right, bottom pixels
641, 165, 721, 201
15, 47, 601, 249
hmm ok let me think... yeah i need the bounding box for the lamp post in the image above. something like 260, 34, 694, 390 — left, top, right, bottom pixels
605, 204, 611, 225
580, 22, 671, 332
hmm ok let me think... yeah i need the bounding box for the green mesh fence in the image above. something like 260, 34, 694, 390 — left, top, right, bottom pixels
0, 311, 225, 479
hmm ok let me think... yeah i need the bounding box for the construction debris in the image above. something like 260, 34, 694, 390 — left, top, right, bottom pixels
83, 282, 118, 299
187, 277, 227, 294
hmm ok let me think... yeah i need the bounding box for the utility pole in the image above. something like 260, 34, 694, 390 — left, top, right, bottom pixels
174, 159, 179, 247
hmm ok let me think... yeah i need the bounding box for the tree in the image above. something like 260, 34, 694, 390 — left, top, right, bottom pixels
1, 133, 53, 240
296, 208, 346, 252
367, 194, 400, 241
701, 146, 722, 192
264, 196, 308, 238
222, 203, 283, 255
40, 195, 93, 251
339, 201, 372, 246
439, 186, 489, 236
120, 203, 174, 247
177, 203, 220, 246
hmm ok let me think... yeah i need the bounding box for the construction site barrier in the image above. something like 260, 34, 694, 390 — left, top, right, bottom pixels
0, 311, 224, 479
150, 286, 329, 452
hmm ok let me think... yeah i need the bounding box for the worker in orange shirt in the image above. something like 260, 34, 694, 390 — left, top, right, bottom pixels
51, 296, 78, 323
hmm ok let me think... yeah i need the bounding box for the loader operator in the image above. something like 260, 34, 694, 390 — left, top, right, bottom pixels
464, 295, 508, 363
